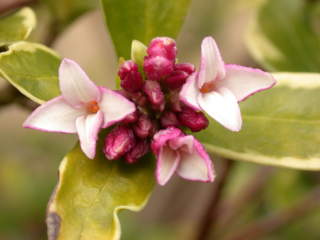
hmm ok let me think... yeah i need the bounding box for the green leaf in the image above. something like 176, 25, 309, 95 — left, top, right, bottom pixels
247, 0, 320, 72
42, 0, 98, 29
47, 144, 155, 240
195, 73, 320, 170
101, 0, 192, 58
0, 41, 61, 104
0, 7, 36, 44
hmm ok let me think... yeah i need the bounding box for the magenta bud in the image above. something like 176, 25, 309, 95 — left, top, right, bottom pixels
175, 63, 195, 74
164, 70, 189, 90
125, 140, 149, 164
143, 80, 165, 110
104, 125, 136, 160
143, 56, 174, 81
122, 110, 138, 124
133, 114, 153, 138
178, 106, 209, 132
127, 91, 147, 107
118, 60, 143, 92
147, 37, 177, 61
161, 111, 180, 128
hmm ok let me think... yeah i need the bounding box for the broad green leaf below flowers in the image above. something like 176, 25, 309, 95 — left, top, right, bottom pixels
247, 0, 320, 72
0, 41, 61, 104
101, 0, 192, 58
47, 143, 155, 240
0, 7, 36, 45
195, 73, 320, 170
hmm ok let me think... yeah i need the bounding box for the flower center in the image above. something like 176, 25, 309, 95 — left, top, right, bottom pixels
200, 81, 215, 93
86, 100, 99, 114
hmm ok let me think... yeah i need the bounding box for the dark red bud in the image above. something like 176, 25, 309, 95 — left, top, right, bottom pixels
104, 125, 136, 160
169, 92, 182, 112
127, 91, 147, 107
143, 80, 165, 111
160, 111, 180, 128
122, 110, 138, 124
118, 60, 143, 92
147, 37, 177, 61
143, 56, 174, 81
125, 140, 149, 164
163, 70, 189, 90
175, 63, 195, 74
133, 114, 153, 138
178, 106, 209, 132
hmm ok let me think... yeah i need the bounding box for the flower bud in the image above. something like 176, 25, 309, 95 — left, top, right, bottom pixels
122, 110, 138, 124
125, 140, 149, 164
178, 106, 209, 132
163, 70, 189, 90
160, 111, 180, 128
133, 114, 153, 138
143, 56, 174, 81
143, 80, 165, 111
175, 63, 195, 74
118, 60, 143, 92
104, 125, 135, 160
147, 37, 177, 61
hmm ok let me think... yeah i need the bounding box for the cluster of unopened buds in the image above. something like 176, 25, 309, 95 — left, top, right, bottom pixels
24, 36, 276, 185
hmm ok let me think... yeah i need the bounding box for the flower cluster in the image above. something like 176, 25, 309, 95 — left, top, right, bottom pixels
23, 36, 275, 185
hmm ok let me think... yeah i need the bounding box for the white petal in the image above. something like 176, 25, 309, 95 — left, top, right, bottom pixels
198, 36, 225, 88
23, 96, 84, 133
156, 146, 180, 186
176, 136, 215, 182
198, 87, 242, 131
59, 58, 101, 107
76, 111, 103, 159
99, 87, 136, 128
179, 73, 201, 110
217, 64, 276, 102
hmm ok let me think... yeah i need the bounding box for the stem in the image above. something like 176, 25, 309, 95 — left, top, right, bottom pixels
0, 85, 37, 110
214, 166, 274, 237
195, 158, 234, 240
223, 186, 320, 240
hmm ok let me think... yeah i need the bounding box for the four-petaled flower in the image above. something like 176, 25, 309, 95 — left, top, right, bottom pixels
152, 127, 214, 185
180, 36, 276, 131
23, 59, 136, 159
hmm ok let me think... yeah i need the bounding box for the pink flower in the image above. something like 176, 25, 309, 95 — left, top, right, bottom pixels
23, 59, 136, 159
152, 127, 214, 186
180, 37, 276, 131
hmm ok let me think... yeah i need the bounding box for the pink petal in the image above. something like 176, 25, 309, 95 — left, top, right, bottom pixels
99, 87, 136, 128
218, 64, 276, 102
179, 73, 201, 110
76, 111, 103, 159
23, 96, 85, 133
156, 146, 180, 186
198, 37, 225, 88
198, 87, 242, 131
151, 127, 183, 156
176, 136, 215, 182
59, 58, 101, 107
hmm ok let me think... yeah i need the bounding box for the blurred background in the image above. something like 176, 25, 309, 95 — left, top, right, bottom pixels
0, 0, 320, 239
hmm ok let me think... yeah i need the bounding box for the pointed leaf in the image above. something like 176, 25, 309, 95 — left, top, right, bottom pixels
247, 0, 320, 72
195, 73, 320, 170
0, 41, 61, 103
101, 0, 192, 58
0, 7, 36, 44
47, 144, 155, 240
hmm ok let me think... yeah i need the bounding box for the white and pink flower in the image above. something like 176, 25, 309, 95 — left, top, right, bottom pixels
180, 36, 276, 131
152, 127, 214, 185
23, 59, 135, 159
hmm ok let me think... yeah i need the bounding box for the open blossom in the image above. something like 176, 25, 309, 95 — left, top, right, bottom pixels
152, 127, 214, 185
180, 36, 276, 131
23, 59, 135, 159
